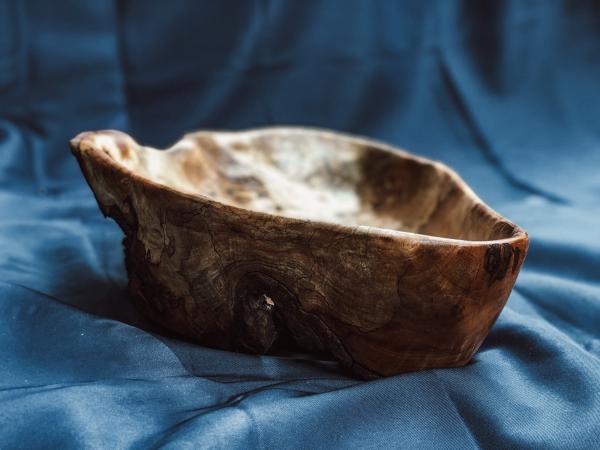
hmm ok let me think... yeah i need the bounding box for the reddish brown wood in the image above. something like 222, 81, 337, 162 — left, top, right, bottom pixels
70, 127, 528, 378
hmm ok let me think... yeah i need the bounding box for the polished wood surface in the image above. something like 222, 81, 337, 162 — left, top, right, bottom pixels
70, 128, 528, 378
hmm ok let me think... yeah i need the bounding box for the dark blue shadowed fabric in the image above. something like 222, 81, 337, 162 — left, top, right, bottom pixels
1, 1, 599, 448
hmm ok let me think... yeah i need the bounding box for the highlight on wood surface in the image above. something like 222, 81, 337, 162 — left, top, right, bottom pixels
70, 127, 528, 378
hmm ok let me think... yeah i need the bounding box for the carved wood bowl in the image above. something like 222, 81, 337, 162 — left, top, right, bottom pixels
70, 127, 528, 378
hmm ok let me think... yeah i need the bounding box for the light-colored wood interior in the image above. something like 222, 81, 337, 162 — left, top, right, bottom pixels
96, 128, 517, 241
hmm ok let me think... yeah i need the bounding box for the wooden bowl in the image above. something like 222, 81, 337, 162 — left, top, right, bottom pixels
70, 127, 528, 378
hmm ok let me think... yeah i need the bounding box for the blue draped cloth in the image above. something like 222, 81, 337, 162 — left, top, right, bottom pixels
1, 1, 599, 448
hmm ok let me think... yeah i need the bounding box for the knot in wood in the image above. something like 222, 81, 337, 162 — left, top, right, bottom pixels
233, 273, 281, 354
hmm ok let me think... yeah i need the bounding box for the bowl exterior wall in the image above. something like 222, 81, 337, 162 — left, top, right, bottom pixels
73, 144, 527, 377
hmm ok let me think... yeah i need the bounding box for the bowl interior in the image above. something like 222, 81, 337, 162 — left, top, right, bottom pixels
95, 129, 517, 241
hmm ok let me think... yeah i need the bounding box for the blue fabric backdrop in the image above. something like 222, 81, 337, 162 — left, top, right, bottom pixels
1, 1, 599, 448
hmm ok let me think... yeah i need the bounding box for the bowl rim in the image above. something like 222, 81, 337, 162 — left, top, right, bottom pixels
70, 126, 528, 249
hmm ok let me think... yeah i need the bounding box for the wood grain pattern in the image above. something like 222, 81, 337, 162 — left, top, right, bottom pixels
70, 127, 528, 378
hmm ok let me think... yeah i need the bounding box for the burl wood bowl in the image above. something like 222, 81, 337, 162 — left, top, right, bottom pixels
70, 127, 528, 378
